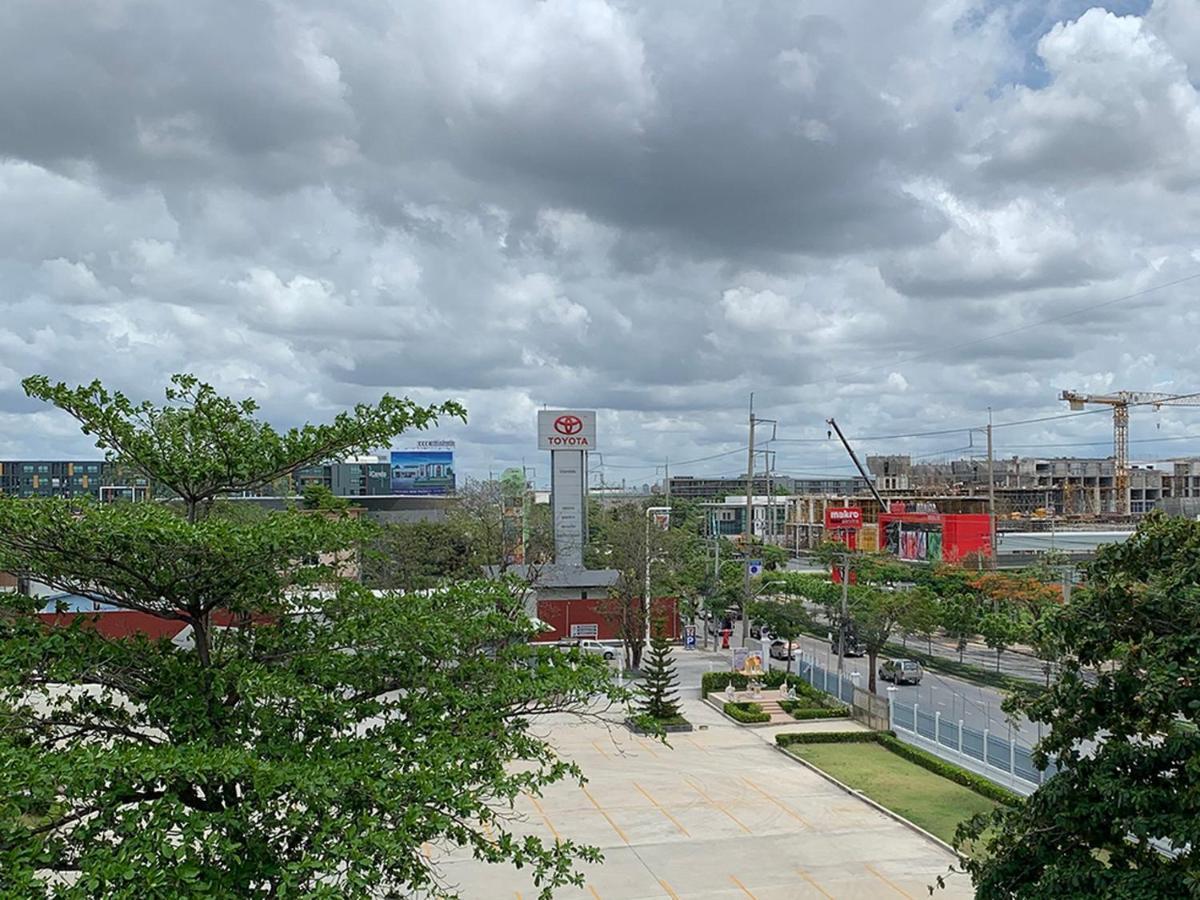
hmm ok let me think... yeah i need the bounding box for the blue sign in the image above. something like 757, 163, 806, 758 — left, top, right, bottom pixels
747, 559, 763, 577
390, 450, 455, 495
684, 625, 697, 649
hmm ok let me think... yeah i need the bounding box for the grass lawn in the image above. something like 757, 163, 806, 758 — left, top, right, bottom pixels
788, 742, 997, 844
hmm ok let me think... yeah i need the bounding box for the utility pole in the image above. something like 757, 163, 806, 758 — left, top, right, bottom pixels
987, 408, 996, 568
838, 551, 849, 683
743, 394, 756, 646
665, 457, 670, 505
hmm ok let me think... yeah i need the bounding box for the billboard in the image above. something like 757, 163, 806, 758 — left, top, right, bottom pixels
537, 410, 597, 450
390, 450, 455, 495
824, 507, 863, 530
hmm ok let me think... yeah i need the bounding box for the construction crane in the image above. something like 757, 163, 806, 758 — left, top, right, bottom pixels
1059, 390, 1200, 516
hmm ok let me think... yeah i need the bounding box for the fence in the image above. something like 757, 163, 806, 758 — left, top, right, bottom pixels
792, 658, 1054, 795
889, 699, 1055, 793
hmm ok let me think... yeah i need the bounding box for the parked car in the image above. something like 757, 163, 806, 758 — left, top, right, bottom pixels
878, 658, 923, 685
769, 639, 800, 660
555, 639, 617, 661
749, 621, 771, 640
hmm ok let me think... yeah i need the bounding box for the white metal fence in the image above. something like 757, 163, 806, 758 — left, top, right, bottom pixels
793, 658, 1053, 795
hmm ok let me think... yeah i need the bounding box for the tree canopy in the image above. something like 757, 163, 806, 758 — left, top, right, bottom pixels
955, 513, 1200, 897
0, 375, 624, 898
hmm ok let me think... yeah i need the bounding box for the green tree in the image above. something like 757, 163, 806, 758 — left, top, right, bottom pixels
978, 608, 1028, 673
846, 586, 911, 694
637, 631, 682, 723
746, 595, 811, 644
588, 502, 689, 671
939, 592, 983, 662
0, 375, 623, 899
362, 520, 476, 591
300, 483, 351, 511
955, 513, 1200, 897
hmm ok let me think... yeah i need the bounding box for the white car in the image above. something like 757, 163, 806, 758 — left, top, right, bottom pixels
769, 639, 801, 660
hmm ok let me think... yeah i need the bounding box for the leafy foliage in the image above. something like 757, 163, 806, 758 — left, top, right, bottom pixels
0, 375, 623, 899
955, 513, 1200, 897
362, 521, 476, 591
723, 701, 770, 724
23, 373, 463, 521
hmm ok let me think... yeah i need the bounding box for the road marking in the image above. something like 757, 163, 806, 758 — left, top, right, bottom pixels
739, 776, 811, 828
866, 863, 915, 898
795, 865, 835, 899
634, 782, 690, 836
729, 874, 758, 899
581, 785, 630, 844
658, 879, 681, 899
684, 735, 709, 753
635, 737, 661, 757
684, 778, 752, 834
588, 887, 602, 900
591, 739, 612, 758
526, 793, 561, 842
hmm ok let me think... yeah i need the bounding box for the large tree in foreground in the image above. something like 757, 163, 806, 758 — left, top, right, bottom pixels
0, 375, 624, 898
954, 513, 1200, 897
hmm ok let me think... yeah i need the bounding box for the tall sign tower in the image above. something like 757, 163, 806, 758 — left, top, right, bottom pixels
537, 410, 597, 568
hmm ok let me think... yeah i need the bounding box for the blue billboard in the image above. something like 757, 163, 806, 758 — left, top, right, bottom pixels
390, 450, 455, 495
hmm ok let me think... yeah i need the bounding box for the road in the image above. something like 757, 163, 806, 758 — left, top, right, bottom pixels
670, 633, 1042, 745
784, 632, 1042, 744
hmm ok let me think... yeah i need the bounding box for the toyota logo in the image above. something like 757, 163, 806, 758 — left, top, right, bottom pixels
554, 415, 583, 435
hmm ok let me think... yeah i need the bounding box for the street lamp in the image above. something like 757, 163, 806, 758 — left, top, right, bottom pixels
644, 506, 671, 648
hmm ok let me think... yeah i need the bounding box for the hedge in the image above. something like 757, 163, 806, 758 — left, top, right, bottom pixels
723, 701, 770, 724
702, 670, 827, 700
875, 733, 1022, 806
775, 731, 1024, 806
776, 731, 879, 746
785, 705, 851, 720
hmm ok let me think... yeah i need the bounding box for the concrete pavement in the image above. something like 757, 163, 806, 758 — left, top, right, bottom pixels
430, 698, 974, 899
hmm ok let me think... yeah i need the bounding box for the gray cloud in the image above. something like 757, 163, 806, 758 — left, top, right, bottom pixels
3, 0, 1200, 477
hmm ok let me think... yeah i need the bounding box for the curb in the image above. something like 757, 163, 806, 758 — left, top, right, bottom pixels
774, 744, 961, 858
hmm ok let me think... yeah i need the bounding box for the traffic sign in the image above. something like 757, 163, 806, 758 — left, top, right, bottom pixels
747, 559, 763, 577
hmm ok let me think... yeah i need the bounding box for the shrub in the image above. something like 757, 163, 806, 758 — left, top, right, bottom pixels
778, 701, 850, 720
776, 731, 879, 746
723, 701, 770, 724
701, 672, 749, 697
875, 734, 1022, 806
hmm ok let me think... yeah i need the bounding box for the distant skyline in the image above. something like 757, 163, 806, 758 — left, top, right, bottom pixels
3, 0, 1200, 483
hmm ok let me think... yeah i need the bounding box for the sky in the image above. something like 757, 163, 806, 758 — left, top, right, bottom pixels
4, 0, 1200, 488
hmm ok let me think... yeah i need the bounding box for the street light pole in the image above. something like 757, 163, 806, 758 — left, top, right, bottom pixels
838, 551, 849, 682
644, 506, 671, 650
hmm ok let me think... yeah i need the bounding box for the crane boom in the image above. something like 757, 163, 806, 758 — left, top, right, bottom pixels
1059, 389, 1200, 516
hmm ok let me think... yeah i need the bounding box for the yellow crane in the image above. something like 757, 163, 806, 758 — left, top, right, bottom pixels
1060, 389, 1200, 516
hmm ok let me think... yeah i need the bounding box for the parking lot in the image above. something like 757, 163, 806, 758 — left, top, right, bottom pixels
428, 699, 973, 899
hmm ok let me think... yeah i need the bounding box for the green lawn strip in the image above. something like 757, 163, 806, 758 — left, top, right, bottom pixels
785, 741, 998, 845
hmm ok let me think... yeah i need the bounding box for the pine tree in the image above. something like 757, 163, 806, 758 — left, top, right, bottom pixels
638, 632, 682, 721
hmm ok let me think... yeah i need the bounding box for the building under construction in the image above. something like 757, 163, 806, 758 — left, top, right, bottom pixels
865, 453, 1200, 519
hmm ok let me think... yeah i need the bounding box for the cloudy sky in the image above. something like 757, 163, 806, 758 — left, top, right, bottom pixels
4, 0, 1200, 486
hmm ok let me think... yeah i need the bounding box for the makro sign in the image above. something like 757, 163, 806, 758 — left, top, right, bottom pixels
537, 410, 598, 450
824, 506, 863, 530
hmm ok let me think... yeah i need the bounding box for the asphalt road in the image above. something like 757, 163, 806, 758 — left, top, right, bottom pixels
624, 634, 1043, 745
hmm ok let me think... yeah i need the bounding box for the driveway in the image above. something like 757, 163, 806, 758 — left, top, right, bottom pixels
429, 699, 974, 899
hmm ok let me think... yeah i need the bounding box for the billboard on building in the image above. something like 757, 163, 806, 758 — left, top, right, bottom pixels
390, 450, 455, 495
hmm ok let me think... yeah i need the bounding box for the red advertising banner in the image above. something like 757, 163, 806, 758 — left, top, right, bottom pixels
824, 506, 863, 530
